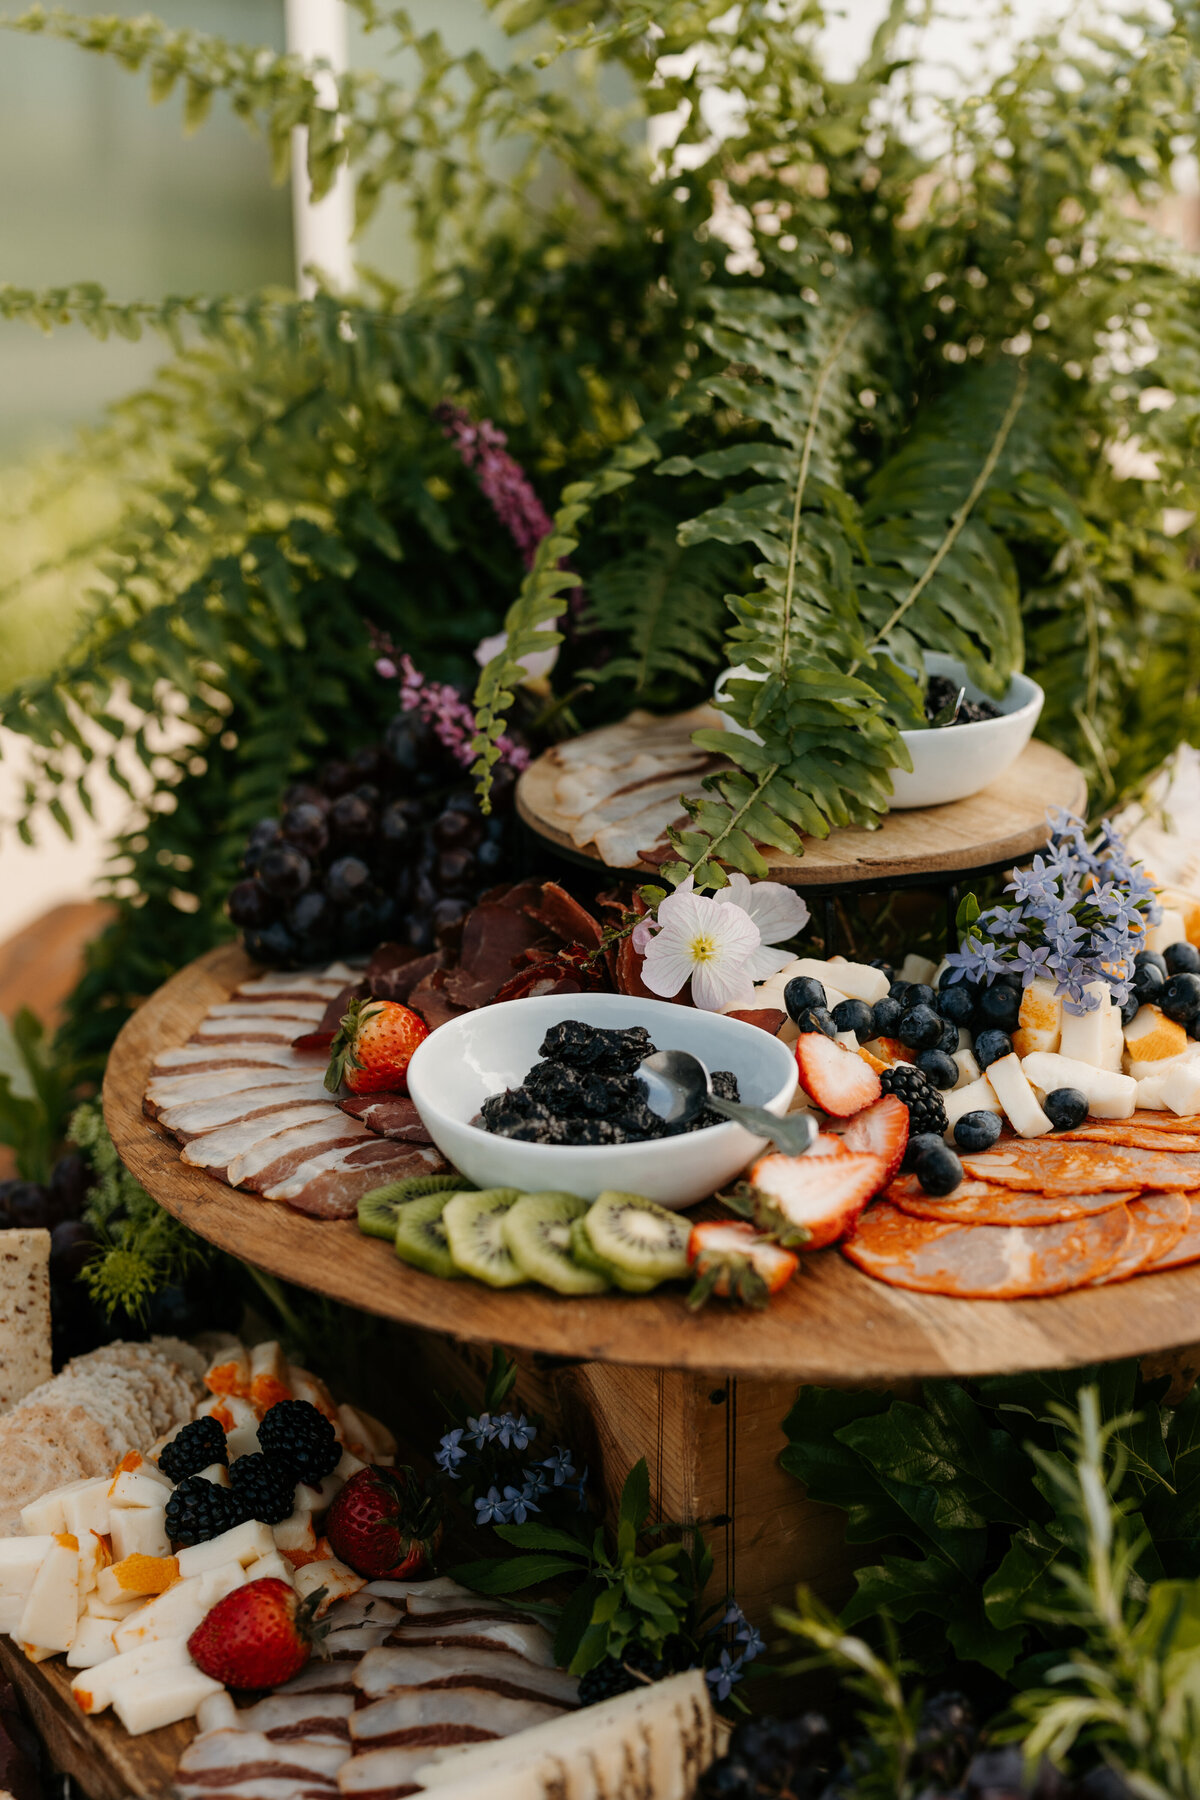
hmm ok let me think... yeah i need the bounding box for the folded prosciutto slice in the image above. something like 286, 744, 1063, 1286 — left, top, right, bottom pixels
353, 1645, 579, 1707
388, 1616, 556, 1666
174, 1727, 346, 1792
233, 1692, 355, 1743
349, 1686, 563, 1748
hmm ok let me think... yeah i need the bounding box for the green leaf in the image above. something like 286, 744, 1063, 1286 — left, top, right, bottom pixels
982, 1527, 1063, 1630
619, 1459, 651, 1536
448, 1554, 582, 1594
841, 1553, 964, 1627
492, 1522, 590, 1556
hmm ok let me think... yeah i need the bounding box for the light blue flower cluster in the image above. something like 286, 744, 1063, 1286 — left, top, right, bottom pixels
703, 1600, 764, 1700
436, 1412, 587, 1517
945, 809, 1161, 1013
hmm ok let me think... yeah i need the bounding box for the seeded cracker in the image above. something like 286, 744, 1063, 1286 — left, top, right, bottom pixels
0, 1229, 51, 1412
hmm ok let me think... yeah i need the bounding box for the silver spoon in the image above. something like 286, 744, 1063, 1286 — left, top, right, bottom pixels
635, 1050, 816, 1157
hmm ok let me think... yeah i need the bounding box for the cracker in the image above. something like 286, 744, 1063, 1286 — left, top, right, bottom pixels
0, 1229, 51, 1411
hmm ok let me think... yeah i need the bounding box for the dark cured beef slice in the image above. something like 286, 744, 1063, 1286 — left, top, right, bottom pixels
367, 942, 423, 982
442, 903, 551, 1009
725, 1007, 787, 1036
408, 969, 469, 1031
492, 965, 585, 1004
370, 950, 446, 1006
521, 882, 603, 950
285, 1145, 447, 1219
293, 980, 369, 1050
339, 1094, 433, 1144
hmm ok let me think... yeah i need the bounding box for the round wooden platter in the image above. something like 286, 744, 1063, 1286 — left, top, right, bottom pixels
517, 736, 1088, 889
105, 943, 1200, 1384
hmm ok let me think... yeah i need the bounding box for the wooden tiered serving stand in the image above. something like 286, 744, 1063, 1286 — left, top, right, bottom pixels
46, 743, 1200, 1796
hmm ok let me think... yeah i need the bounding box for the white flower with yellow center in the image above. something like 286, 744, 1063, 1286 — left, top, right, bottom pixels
636, 874, 811, 1011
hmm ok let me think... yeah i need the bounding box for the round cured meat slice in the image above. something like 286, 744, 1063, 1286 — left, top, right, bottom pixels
1143, 1199, 1200, 1274
887, 1174, 1136, 1228
1090, 1193, 1190, 1285
1057, 1122, 1200, 1152
842, 1201, 1132, 1298
960, 1140, 1200, 1194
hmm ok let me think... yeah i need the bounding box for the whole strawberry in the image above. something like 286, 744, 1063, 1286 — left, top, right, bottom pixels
325, 998, 429, 1095
325, 1466, 443, 1580
188, 1577, 327, 1689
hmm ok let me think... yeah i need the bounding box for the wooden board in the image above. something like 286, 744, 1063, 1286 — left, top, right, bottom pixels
517, 736, 1088, 888
0, 1636, 190, 1800
103, 943, 1200, 1384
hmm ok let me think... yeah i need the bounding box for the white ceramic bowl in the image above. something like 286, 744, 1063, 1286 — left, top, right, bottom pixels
714, 653, 1043, 811
406, 993, 798, 1210
889, 652, 1044, 809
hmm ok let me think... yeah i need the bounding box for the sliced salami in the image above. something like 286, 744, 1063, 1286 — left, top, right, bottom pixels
1057, 1122, 1200, 1153
275, 1145, 447, 1219
842, 1200, 1132, 1298
961, 1140, 1200, 1194
1090, 1193, 1191, 1284
887, 1175, 1136, 1228
1142, 1199, 1200, 1273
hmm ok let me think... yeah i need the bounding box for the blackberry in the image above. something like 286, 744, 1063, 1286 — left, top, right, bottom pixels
159, 1416, 228, 1484
257, 1399, 342, 1484
698, 1712, 834, 1798
229, 1452, 297, 1524
880, 1064, 948, 1138
578, 1641, 669, 1706
165, 1475, 246, 1547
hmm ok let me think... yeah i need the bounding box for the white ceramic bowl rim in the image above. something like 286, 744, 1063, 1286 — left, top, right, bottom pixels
898, 656, 1042, 740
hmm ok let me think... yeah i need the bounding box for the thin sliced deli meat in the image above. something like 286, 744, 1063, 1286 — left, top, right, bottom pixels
1056, 1121, 1200, 1152
337, 1745, 468, 1795
159, 1085, 334, 1139
272, 1145, 447, 1219
153, 1043, 321, 1072
207, 999, 327, 1022
1090, 1194, 1191, 1284
181, 1105, 344, 1174
234, 1693, 355, 1742
338, 1095, 432, 1144
147, 1064, 328, 1108
229, 1117, 373, 1191
387, 1617, 555, 1666
887, 1174, 1137, 1228
1143, 1199, 1200, 1273
175, 1729, 346, 1786
349, 1687, 563, 1749
352, 1645, 579, 1707
960, 1140, 1200, 1194
842, 1201, 1132, 1298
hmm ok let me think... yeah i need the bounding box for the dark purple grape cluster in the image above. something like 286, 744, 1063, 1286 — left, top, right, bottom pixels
0, 1157, 100, 1365
227, 708, 518, 967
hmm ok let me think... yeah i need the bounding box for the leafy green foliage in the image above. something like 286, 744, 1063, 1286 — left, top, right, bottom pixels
0, 1009, 75, 1183
780, 1362, 1200, 1680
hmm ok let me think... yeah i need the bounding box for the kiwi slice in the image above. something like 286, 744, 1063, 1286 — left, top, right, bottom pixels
585, 1191, 690, 1283
569, 1215, 660, 1295
358, 1172, 469, 1242
393, 1191, 463, 1279
501, 1193, 610, 1297
443, 1189, 526, 1288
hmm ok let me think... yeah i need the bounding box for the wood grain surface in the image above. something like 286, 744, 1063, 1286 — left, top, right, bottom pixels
103, 944, 1200, 1383
517, 737, 1088, 887
0, 1637, 191, 1800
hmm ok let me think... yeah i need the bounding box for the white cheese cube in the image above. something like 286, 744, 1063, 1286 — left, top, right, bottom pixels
953, 1047, 981, 1089
249, 1339, 287, 1386
291, 1473, 343, 1515
985, 1054, 1053, 1137
196, 1691, 240, 1734
19, 1482, 91, 1537
197, 1393, 257, 1433
1158, 1060, 1200, 1116
112, 1666, 223, 1736
818, 959, 890, 1005
84, 1590, 143, 1621
96, 1555, 179, 1605
66, 1616, 118, 1670
1124, 1005, 1190, 1080
224, 1424, 261, 1462
292, 1557, 364, 1612
111, 1572, 233, 1654
899, 953, 938, 986
1148, 908, 1187, 956
0, 1537, 54, 1601
334, 1449, 369, 1484
176, 1520, 276, 1577
111, 1454, 170, 1491
108, 1470, 173, 1510
1058, 985, 1116, 1069
0, 1597, 26, 1634
110, 1507, 170, 1562
198, 1463, 230, 1488
273, 1512, 318, 1560
59, 1480, 111, 1545
834, 1031, 859, 1051
18, 1536, 80, 1654
1136, 1073, 1170, 1110
1020, 1052, 1137, 1119
244, 1550, 294, 1586
1012, 977, 1062, 1058
943, 1076, 1004, 1140
70, 1636, 191, 1714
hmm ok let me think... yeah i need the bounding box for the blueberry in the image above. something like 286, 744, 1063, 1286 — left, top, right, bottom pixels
1165, 941, 1200, 976
831, 998, 875, 1039
974, 1028, 1012, 1070
902, 1131, 946, 1173
1132, 961, 1165, 1004
871, 996, 904, 1038
1134, 949, 1168, 977
977, 982, 1021, 1032
794, 1006, 837, 1038
904, 983, 936, 1011
937, 1015, 961, 1054
897, 1003, 942, 1051
953, 1110, 1002, 1152
888, 980, 913, 1004
1120, 992, 1140, 1026
993, 969, 1023, 990
937, 983, 976, 1026
1161, 972, 1200, 1024
915, 1142, 963, 1197
1044, 1087, 1088, 1130
869, 959, 894, 981
916, 1047, 958, 1090
784, 976, 828, 1025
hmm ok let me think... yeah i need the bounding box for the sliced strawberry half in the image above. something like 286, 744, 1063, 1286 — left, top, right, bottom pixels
687, 1221, 798, 1310
795, 1033, 881, 1118
862, 1036, 917, 1066
806, 1134, 849, 1157
748, 1150, 886, 1249
840, 1094, 909, 1185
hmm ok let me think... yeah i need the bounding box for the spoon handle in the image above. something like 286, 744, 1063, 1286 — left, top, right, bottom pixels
706, 1098, 816, 1157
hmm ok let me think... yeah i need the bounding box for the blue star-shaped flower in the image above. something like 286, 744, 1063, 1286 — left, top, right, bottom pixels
501, 1484, 541, 1524
705, 1650, 744, 1702
435, 1428, 467, 1477
474, 1485, 509, 1525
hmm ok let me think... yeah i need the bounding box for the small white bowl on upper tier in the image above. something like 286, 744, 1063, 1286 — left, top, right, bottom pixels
406, 993, 798, 1210
714, 651, 1044, 811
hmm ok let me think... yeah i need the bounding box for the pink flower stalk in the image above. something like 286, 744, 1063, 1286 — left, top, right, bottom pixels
381, 648, 529, 772
436, 403, 553, 569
